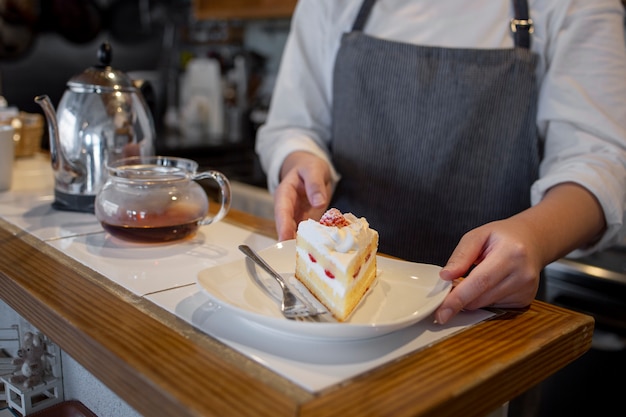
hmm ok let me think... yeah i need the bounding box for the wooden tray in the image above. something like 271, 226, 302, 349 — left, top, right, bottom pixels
28, 401, 97, 417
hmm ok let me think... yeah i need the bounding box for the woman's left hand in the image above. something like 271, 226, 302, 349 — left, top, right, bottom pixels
434, 217, 543, 324
434, 182, 606, 324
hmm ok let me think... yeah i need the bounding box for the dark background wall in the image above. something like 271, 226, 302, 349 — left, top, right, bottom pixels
0, 32, 164, 114
0, 0, 179, 114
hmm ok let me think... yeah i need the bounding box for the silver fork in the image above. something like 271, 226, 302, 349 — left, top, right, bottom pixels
238, 244, 332, 322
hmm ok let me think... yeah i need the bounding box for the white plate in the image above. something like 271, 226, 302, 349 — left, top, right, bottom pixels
196, 240, 452, 340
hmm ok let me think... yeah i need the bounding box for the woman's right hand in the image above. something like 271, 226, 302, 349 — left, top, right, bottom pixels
274, 151, 334, 241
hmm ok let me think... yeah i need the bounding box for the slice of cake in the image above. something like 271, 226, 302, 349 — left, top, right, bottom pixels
295, 208, 379, 321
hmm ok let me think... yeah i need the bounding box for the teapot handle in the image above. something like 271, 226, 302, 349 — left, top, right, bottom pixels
193, 170, 232, 225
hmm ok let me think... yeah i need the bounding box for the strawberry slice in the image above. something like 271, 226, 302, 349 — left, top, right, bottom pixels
320, 208, 350, 227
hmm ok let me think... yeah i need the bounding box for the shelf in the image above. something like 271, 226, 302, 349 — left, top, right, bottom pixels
193, 0, 297, 20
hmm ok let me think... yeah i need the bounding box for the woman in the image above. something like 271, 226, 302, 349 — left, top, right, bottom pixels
256, 0, 626, 324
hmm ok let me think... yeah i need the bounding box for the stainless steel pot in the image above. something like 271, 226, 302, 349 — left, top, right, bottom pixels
36, 42, 155, 212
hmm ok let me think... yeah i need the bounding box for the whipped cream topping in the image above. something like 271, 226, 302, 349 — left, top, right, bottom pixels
298, 212, 373, 255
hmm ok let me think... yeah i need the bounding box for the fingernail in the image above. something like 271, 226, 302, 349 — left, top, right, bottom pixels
436, 308, 453, 325
312, 192, 325, 207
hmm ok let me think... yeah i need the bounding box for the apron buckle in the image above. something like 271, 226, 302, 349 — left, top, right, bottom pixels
510, 18, 534, 34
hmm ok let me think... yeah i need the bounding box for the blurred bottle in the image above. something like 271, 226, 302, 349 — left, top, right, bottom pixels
179, 58, 224, 143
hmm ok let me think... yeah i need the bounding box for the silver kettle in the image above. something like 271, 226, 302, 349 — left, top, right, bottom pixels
36, 42, 155, 213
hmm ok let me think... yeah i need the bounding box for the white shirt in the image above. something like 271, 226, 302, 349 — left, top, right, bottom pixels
256, 0, 626, 255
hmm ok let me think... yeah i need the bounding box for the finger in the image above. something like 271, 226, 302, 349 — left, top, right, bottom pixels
276, 218, 297, 241
274, 199, 297, 241
274, 188, 297, 241
436, 252, 535, 324
463, 270, 538, 311
440, 231, 487, 281
435, 259, 503, 324
434, 276, 480, 324
273, 179, 299, 241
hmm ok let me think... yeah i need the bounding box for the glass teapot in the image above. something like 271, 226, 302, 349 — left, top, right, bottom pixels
36, 42, 155, 213
95, 156, 232, 243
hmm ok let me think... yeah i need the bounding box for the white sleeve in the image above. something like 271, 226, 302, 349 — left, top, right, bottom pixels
532, 0, 626, 255
255, 0, 348, 193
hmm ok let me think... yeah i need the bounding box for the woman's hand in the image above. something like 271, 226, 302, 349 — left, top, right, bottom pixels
434, 217, 543, 324
434, 182, 606, 324
273, 151, 334, 241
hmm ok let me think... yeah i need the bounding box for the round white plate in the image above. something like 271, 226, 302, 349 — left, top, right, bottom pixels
196, 240, 451, 341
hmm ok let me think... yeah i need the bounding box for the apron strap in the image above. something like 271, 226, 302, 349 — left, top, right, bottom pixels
352, 0, 376, 32
354, 0, 533, 49
512, 0, 533, 49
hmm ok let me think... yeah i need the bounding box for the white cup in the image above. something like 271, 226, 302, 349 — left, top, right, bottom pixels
0, 124, 15, 191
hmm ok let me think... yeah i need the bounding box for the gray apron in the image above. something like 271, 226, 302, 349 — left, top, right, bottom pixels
331, 0, 540, 266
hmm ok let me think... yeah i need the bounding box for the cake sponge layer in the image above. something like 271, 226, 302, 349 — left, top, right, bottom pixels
295, 233, 378, 321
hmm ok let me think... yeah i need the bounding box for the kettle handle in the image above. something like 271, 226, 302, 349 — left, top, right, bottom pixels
35, 94, 84, 183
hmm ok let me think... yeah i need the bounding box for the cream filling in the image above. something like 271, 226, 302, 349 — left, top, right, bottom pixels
296, 246, 375, 297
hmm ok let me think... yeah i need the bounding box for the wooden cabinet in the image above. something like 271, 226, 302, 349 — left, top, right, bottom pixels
193, 0, 297, 20
193, 0, 625, 20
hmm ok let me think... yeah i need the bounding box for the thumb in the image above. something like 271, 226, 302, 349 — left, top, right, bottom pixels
440, 230, 485, 281
300, 164, 330, 209
307, 186, 327, 208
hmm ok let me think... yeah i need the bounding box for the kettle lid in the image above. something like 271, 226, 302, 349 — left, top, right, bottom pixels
67, 42, 136, 92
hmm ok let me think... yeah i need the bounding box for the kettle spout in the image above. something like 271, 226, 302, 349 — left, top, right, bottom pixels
35, 95, 83, 181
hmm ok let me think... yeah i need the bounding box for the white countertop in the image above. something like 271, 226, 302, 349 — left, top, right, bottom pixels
0, 154, 493, 392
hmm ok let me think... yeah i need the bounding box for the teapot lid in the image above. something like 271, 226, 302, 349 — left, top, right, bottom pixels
67, 42, 136, 92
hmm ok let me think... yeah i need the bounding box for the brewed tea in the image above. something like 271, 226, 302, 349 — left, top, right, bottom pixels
101, 221, 199, 243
